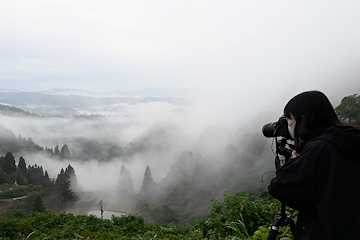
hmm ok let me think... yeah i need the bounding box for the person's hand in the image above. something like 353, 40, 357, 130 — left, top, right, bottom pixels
292, 150, 300, 158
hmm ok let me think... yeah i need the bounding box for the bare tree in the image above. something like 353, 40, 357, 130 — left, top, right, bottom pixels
96, 200, 106, 218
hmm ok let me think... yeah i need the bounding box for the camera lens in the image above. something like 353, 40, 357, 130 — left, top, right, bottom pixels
262, 122, 277, 138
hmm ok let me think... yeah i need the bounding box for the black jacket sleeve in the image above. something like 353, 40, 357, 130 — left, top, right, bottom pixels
268, 140, 330, 213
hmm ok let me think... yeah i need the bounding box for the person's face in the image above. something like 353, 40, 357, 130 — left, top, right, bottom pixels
286, 114, 296, 127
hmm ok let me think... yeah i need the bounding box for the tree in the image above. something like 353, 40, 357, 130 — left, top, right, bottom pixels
45, 147, 54, 156
60, 144, 70, 158
56, 164, 78, 189
2, 152, 16, 184
17, 156, 28, 185
117, 165, 135, 196
33, 195, 46, 212
335, 94, 360, 125
58, 180, 76, 202
3, 152, 16, 174
140, 165, 155, 192
0, 169, 9, 184
44, 171, 50, 181
54, 145, 60, 156
18, 156, 27, 175
56, 168, 65, 183
96, 200, 106, 218
64, 164, 76, 180
27, 164, 45, 185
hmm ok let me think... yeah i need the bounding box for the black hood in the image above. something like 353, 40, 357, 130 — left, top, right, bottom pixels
316, 125, 360, 161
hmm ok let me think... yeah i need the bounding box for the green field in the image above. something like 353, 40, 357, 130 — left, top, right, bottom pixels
0, 184, 11, 193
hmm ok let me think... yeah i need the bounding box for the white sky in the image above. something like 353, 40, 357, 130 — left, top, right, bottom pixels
1, 1, 360, 112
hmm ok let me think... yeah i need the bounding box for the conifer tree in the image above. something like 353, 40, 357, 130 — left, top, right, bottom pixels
56, 168, 65, 183
44, 171, 50, 181
27, 164, 46, 185
45, 147, 54, 156
0, 170, 9, 184
68, 164, 78, 189
118, 165, 135, 196
60, 144, 70, 158
3, 152, 16, 175
17, 157, 28, 185
140, 165, 155, 192
3, 152, 16, 184
18, 156, 27, 175
33, 195, 46, 212
56, 164, 78, 189
54, 145, 60, 156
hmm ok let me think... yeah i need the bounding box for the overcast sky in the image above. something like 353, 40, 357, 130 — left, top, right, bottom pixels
1, 1, 360, 112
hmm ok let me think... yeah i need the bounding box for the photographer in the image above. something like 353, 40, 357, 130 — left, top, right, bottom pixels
268, 91, 360, 239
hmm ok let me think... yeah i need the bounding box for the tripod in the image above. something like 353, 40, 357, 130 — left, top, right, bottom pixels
267, 204, 295, 240
267, 137, 296, 240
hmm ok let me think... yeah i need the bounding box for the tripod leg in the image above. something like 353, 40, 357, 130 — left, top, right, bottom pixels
267, 204, 294, 240
268, 224, 280, 240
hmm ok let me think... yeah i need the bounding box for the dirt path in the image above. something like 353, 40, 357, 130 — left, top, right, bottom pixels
0, 196, 27, 217
0, 196, 27, 202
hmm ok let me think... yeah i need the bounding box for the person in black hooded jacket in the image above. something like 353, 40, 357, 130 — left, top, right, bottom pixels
268, 91, 360, 240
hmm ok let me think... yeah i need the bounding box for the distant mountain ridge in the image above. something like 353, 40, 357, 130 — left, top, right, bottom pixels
1, 87, 195, 98
0, 104, 41, 118
0, 91, 191, 108
0, 88, 22, 93
0, 89, 193, 117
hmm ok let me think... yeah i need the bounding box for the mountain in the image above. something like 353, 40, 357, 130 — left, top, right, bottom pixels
0, 91, 191, 108
39, 88, 97, 96
0, 104, 41, 118
0, 88, 22, 93
40, 87, 195, 98
106, 88, 194, 98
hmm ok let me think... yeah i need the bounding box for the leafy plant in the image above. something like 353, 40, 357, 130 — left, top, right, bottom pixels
226, 215, 250, 239
0, 192, 297, 240
197, 191, 291, 238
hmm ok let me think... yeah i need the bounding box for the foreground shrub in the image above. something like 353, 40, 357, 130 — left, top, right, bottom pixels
196, 192, 293, 238
0, 192, 296, 239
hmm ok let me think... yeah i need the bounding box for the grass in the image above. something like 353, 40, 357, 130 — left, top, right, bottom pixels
0, 184, 11, 193
0, 201, 12, 216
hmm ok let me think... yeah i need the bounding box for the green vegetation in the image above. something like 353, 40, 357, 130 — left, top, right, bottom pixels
0, 153, 77, 215
0, 185, 33, 198
335, 93, 360, 125
0, 192, 294, 240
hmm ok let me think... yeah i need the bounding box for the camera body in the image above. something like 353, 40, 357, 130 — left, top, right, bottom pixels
262, 115, 292, 140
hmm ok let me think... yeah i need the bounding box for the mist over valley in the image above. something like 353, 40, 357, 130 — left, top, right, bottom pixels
0, 89, 274, 222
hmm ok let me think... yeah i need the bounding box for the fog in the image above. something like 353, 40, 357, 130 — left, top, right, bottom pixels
0, 86, 358, 194
1, 0, 360, 220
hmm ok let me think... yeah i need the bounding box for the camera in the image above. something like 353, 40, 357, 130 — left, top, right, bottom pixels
262, 116, 297, 239
262, 115, 292, 139
262, 115, 295, 164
